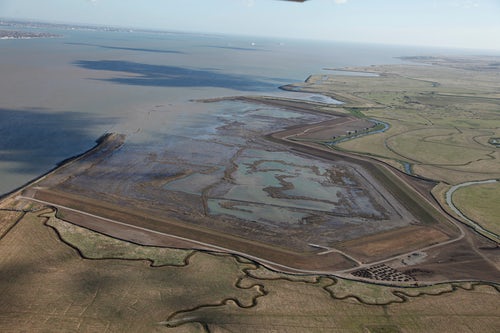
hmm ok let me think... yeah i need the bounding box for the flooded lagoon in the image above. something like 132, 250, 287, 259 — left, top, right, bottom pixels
209, 148, 387, 223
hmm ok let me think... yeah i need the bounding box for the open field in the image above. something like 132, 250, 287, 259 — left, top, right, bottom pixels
0, 203, 498, 332
334, 226, 450, 263
452, 181, 500, 237
281, 60, 500, 185
167, 280, 500, 333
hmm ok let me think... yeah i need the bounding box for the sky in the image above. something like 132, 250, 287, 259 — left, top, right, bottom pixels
1, 0, 500, 51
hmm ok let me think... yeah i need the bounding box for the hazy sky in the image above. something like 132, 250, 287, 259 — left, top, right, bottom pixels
1, 0, 500, 51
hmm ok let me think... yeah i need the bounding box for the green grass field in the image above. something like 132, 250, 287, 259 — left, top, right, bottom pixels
452, 181, 500, 236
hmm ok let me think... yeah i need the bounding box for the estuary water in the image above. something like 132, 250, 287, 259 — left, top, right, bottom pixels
0, 26, 454, 195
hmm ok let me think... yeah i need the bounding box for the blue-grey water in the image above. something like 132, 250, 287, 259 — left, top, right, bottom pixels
0, 25, 468, 195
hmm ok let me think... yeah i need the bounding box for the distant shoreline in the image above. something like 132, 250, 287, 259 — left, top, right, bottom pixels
0, 29, 61, 39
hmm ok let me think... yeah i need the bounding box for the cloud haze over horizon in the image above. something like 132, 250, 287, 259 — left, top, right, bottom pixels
1, 0, 499, 51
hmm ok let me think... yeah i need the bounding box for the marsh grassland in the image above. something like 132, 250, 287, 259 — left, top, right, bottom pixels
283, 56, 500, 241
0, 203, 498, 332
